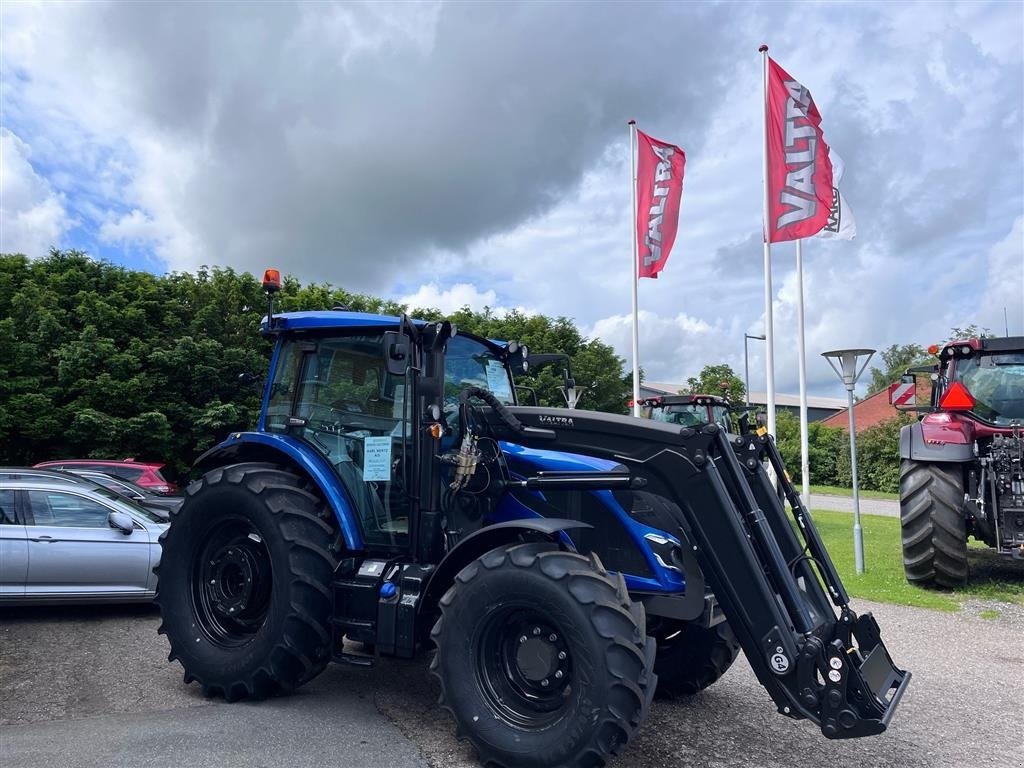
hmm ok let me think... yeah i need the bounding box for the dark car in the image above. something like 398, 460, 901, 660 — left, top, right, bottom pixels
34, 459, 177, 495
66, 470, 183, 514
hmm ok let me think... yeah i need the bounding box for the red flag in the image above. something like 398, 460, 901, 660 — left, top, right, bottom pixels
635, 130, 685, 278
765, 57, 833, 243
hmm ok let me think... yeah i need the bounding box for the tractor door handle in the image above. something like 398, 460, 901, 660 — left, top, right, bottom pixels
29, 535, 58, 543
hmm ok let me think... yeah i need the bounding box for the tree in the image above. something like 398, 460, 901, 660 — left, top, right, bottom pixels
0, 250, 633, 480
866, 343, 931, 395
947, 324, 992, 341
685, 364, 745, 402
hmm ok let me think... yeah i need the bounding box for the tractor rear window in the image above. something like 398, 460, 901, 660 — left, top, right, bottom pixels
955, 353, 1024, 424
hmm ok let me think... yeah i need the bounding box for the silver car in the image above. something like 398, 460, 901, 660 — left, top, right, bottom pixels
0, 475, 168, 604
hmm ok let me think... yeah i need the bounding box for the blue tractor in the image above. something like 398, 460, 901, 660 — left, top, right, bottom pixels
156, 272, 910, 767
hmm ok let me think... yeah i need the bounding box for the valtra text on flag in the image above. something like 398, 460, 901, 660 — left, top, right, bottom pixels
635, 130, 685, 278
765, 57, 833, 242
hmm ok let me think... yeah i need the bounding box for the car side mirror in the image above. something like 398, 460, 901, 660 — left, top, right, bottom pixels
384, 331, 411, 376
108, 510, 134, 535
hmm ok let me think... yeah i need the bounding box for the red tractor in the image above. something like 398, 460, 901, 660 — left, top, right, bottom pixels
897, 337, 1024, 586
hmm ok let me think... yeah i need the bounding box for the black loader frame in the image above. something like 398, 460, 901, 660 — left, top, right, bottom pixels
478, 405, 910, 738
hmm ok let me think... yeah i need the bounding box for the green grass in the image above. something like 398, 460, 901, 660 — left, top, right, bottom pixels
979, 609, 1001, 620
807, 509, 1024, 610
809, 484, 898, 501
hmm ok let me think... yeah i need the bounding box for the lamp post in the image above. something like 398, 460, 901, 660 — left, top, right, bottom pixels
821, 348, 875, 575
744, 333, 766, 409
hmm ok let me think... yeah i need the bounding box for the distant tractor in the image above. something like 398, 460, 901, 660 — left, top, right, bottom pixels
897, 337, 1024, 587
637, 393, 745, 434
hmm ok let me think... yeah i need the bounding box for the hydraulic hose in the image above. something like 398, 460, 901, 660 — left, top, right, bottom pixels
458, 386, 525, 436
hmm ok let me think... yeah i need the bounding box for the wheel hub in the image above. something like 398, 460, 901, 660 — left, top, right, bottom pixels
208, 546, 257, 617
191, 519, 272, 647
477, 609, 574, 728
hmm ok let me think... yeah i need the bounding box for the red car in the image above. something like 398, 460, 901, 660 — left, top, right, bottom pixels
33, 459, 177, 495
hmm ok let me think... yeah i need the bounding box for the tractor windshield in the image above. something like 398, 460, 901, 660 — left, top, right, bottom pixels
955, 352, 1024, 424
443, 335, 515, 406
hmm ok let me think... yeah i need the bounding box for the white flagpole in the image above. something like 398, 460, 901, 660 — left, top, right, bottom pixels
629, 119, 641, 417
796, 238, 810, 500
760, 44, 777, 439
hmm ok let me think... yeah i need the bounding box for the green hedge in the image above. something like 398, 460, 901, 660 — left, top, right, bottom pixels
774, 410, 914, 494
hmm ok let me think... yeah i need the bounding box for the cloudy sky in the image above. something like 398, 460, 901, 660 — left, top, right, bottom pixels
2, 1, 1022, 397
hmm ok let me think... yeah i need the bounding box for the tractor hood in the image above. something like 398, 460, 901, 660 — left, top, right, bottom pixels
498, 441, 623, 474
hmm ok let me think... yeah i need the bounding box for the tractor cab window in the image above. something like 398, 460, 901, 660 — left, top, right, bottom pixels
266, 334, 412, 550
651, 404, 705, 428
444, 336, 515, 407
955, 352, 1024, 424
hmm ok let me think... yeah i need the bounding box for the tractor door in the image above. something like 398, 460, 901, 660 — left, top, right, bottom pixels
264, 333, 416, 553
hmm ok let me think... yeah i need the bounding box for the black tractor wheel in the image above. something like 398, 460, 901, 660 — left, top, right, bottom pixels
431, 543, 656, 768
899, 460, 968, 587
155, 463, 339, 700
652, 620, 739, 698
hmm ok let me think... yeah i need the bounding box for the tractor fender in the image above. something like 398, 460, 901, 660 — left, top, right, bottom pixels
193, 431, 364, 551
899, 421, 974, 463
418, 519, 591, 621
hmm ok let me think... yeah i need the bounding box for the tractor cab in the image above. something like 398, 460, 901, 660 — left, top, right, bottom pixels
897, 336, 1024, 578
639, 393, 736, 433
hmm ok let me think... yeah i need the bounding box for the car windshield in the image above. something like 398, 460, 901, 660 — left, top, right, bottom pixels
955, 352, 1024, 424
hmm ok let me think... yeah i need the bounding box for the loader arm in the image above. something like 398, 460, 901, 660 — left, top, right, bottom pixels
475, 405, 910, 739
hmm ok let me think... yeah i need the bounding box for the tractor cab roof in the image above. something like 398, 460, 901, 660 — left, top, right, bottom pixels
642, 393, 731, 408
935, 336, 1024, 359
261, 310, 425, 334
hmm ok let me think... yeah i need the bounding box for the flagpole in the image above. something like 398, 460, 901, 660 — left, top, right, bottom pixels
759, 44, 777, 439
629, 119, 641, 417
796, 238, 810, 501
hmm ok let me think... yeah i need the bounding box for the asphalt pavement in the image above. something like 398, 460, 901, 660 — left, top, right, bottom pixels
1, 599, 1021, 768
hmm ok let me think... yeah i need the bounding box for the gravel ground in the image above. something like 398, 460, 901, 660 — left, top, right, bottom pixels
808, 494, 900, 518
1, 599, 1020, 768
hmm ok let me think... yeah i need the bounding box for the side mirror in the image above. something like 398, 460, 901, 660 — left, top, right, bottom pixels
384, 331, 411, 376
107, 510, 134, 535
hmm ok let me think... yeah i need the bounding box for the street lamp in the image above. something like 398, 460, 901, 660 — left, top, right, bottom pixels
821, 347, 875, 575
744, 333, 766, 409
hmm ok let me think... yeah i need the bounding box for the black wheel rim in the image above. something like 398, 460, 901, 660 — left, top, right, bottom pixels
190, 517, 273, 647
475, 605, 574, 728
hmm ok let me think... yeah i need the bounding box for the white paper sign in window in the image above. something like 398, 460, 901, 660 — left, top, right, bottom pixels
362, 436, 392, 482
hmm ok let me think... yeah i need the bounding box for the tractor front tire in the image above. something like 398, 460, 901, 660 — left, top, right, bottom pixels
155, 463, 339, 700
899, 460, 968, 587
431, 543, 656, 768
653, 620, 739, 698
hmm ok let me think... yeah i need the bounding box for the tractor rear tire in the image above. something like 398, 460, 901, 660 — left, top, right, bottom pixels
899, 460, 968, 587
653, 620, 739, 698
431, 543, 656, 768
155, 463, 339, 700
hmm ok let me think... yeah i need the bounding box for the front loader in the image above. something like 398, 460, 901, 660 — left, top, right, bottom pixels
155, 275, 909, 768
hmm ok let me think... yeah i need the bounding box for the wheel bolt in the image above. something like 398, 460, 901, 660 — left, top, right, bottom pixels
210, 579, 216, 585
541, 679, 549, 687
533, 627, 541, 636
548, 633, 557, 642
554, 670, 563, 679
557, 651, 566, 660
519, 636, 527, 644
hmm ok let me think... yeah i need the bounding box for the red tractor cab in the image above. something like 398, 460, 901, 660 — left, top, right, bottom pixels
896, 336, 1024, 584
637, 394, 739, 433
